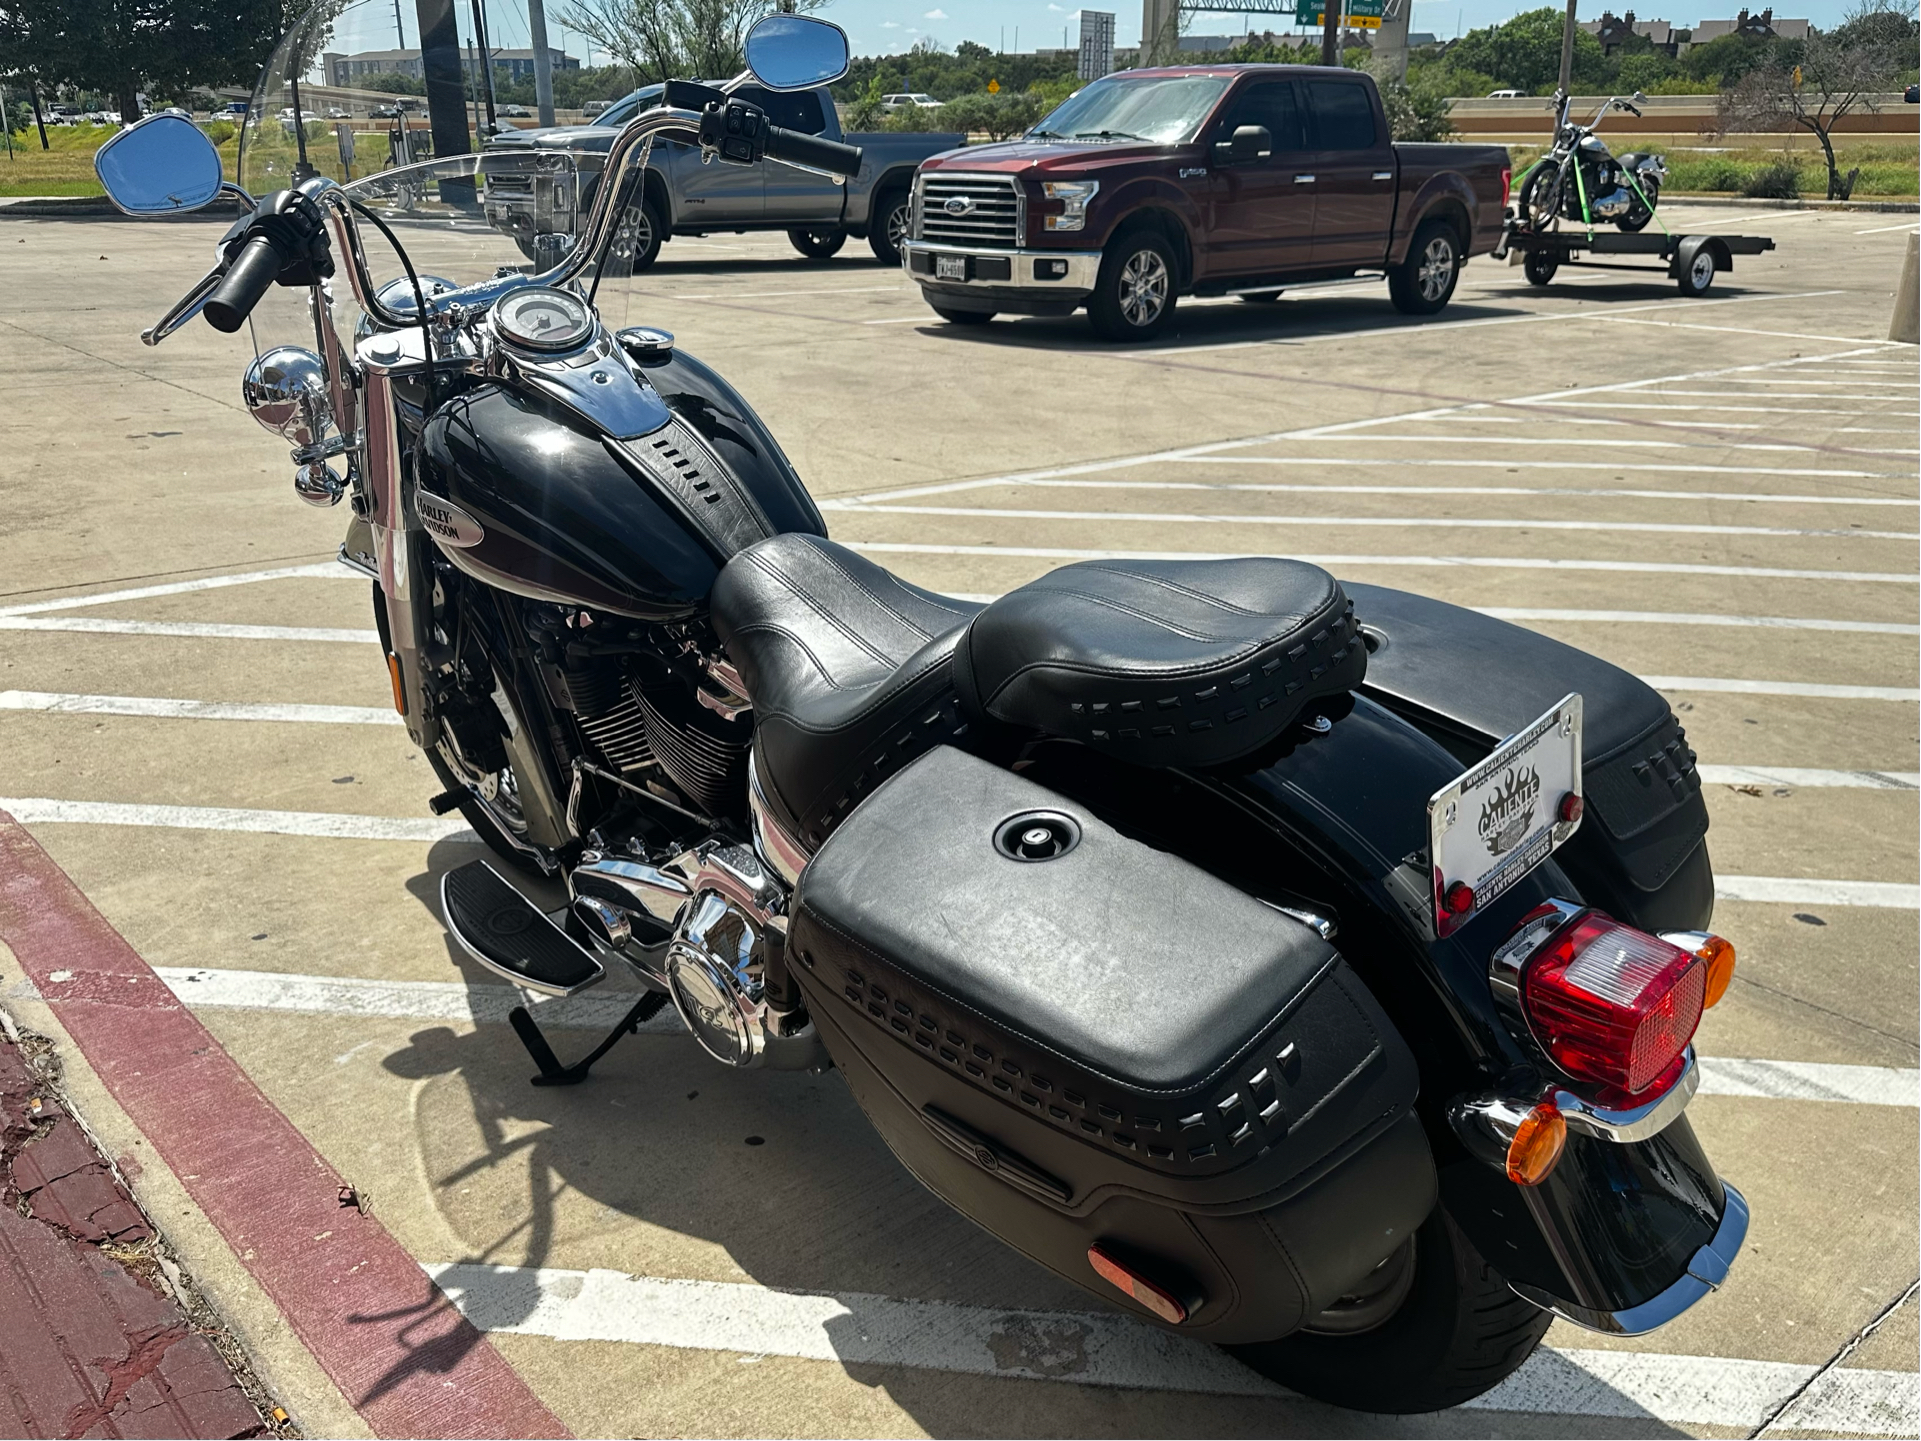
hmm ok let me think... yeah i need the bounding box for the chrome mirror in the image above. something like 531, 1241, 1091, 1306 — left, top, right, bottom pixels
94, 114, 224, 215
743, 15, 850, 92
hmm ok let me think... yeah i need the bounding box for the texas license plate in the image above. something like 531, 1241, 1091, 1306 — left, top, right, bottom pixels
1426, 693, 1584, 937
936, 254, 968, 280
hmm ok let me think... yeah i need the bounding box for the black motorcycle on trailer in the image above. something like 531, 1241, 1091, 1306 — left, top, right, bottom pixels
98, 5, 1749, 1413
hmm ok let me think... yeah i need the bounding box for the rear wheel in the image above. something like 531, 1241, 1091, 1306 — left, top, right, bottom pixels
868, 183, 912, 266
606, 195, 665, 276
1088, 227, 1179, 341
1388, 219, 1462, 316
1522, 249, 1559, 286
1618, 178, 1659, 232
789, 226, 846, 259
1228, 1204, 1551, 1414
931, 305, 994, 326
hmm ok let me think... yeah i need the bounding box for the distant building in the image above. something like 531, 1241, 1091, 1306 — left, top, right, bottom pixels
1177, 33, 1242, 51
322, 47, 579, 86
1580, 10, 1679, 55
1686, 8, 1809, 45
1079, 10, 1117, 79
1407, 30, 1438, 45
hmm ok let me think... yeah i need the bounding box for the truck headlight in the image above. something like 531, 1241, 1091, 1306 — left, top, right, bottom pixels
1043, 180, 1099, 232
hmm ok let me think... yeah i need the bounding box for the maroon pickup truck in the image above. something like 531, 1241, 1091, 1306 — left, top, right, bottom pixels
901, 66, 1511, 340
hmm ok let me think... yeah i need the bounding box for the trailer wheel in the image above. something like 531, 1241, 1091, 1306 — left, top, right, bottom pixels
1388, 219, 1462, 316
1228, 1204, 1552, 1414
1522, 250, 1559, 286
789, 226, 847, 259
1677, 244, 1717, 297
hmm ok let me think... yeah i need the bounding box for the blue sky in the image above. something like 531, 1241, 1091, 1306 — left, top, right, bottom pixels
327, 0, 1860, 73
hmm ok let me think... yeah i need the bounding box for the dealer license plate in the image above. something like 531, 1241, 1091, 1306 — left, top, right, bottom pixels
1426, 693, 1583, 937
936, 255, 968, 281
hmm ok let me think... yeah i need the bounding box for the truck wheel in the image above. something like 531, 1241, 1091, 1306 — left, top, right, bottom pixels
930, 306, 994, 326
789, 226, 847, 259
1088, 228, 1179, 342
1227, 1204, 1551, 1414
1522, 250, 1558, 286
1388, 220, 1462, 316
869, 183, 912, 266
607, 195, 665, 275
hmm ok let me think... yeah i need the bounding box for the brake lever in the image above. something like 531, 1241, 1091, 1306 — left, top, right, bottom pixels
142, 262, 227, 346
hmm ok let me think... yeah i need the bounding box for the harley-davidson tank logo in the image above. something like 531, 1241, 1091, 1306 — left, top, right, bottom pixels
416, 491, 484, 548
1477, 765, 1541, 857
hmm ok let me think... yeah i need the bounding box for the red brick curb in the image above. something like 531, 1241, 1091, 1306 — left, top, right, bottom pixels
0, 814, 571, 1440
0, 1034, 264, 1439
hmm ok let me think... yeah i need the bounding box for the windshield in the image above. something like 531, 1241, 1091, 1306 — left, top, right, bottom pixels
1031, 74, 1231, 144
241, 0, 605, 296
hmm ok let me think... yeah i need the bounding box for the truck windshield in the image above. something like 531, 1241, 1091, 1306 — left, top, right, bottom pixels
1031, 74, 1231, 144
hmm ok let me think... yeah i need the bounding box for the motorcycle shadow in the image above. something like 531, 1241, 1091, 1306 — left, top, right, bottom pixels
371, 850, 1689, 1436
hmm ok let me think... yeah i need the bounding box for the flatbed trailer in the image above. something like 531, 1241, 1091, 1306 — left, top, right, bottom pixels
1492, 221, 1776, 296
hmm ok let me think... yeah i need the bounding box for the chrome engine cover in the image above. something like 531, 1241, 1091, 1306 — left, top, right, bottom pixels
568, 838, 819, 1069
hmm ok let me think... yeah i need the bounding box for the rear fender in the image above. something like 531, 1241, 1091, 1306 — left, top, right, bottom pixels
1389, 171, 1477, 266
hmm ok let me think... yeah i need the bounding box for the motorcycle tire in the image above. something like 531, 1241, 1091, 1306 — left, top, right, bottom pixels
1522, 250, 1559, 286
1618, 180, 1659, 232
1227, 1204, 1550, 1414
1515, 164, 1562, 231
426, 747, 552, 878
789, 226, 847, 259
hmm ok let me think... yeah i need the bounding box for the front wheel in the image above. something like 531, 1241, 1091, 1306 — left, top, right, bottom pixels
1228, 1204, 1551, 1414
930, 305, 994, 326
868, 183, 912, 267
1087, 228, 1179, 341
1388, 219, 1462, 316
789, 226, 846, 259
606, 195, 665, 276
1516, 163, 1562, 230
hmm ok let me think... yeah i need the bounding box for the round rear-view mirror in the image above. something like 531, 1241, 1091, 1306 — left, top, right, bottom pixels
744, 15, 851, 92
95, 113, 224, 215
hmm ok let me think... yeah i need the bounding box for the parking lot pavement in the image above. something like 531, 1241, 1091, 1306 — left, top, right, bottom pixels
1, 207, 1916, 1438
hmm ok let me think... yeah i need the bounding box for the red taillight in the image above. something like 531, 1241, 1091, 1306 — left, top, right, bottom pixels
1501, 166, 1513, 208
1520, 913, 1705, 1096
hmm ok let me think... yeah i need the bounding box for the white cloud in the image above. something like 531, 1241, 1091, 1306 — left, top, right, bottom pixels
924, 7, 947, 16
881, 19, 899, 26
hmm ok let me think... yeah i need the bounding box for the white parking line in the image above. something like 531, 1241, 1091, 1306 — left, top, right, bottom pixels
1517, 402, 1919, 416
661, 285, 907, 302
1696, 766, 1919, 789
821, 501, 1917, 542
0, 561, 357, 618
1590, 317, 1899, 346
1645, 677, 1919, 701
1481, 608, 1920, 635
30, 967, 1917, 1112
862, 478, 1918, 508
845, 542, 1921, 586
1856, 221, 1921, 234
1716, 378, 1919, 389
1311, 433, 1870, 455
0, 691, 401, 725
1717, 876, 1919, 908
423, 1261, 1920, 1433
0, 616, 381, 644
0, 797, 475, 842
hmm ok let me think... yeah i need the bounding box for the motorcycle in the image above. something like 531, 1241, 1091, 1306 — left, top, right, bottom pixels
1516, 88, 1668, 262
93, 5, 1747, 1413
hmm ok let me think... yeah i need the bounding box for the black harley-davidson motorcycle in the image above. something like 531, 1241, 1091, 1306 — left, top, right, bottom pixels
97, 7, 1746, 1412
1516, 88, 1668, 258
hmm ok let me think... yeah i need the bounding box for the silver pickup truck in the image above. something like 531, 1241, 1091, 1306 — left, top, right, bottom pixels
485, 84, 960, 269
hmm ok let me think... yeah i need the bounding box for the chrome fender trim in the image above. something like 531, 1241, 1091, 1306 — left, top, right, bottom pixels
1510, 1182, 1750, 1336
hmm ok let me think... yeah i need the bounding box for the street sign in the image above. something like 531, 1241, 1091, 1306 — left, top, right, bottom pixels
1295, 0, 1383, 26
987, 77, 1000, 92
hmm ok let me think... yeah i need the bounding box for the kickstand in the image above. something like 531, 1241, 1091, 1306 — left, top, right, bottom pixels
509, 990, 670, 1087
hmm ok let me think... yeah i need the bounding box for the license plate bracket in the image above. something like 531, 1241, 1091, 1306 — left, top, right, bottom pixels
1426, 693, 1584, 938
935, 254, 968, 281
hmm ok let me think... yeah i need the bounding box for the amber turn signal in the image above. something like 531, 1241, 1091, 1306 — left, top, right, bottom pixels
1695, 934, 1737, 1009
386, 653, 407, 716
1087, 1244, 1190, 1325
1505, 1103, 1566, 1186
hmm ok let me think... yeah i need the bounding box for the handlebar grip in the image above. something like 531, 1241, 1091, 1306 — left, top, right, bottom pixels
204, 234, 283, 333
763, 126, 863, 177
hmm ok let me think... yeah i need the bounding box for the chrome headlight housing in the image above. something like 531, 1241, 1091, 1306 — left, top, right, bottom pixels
1043, 180, 1099, 232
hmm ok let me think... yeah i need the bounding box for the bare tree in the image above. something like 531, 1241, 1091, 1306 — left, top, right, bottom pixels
562, 0, 819, 85
1718, 3, 1917, 199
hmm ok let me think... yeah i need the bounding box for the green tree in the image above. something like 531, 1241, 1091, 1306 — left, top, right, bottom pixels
1447, 7, 1609, 92
1614, 50, 1680, 91
1678, 30, 1783, 86
360, 70, 426, 94
561, 0, 824, 86
0, 0, 296, 123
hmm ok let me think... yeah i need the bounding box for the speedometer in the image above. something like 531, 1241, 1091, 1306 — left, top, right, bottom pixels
494, 287, 595, 353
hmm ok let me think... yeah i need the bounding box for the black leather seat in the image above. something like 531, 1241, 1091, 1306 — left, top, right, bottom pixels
952, 557, 1366, 767
711, 534, 982, 848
